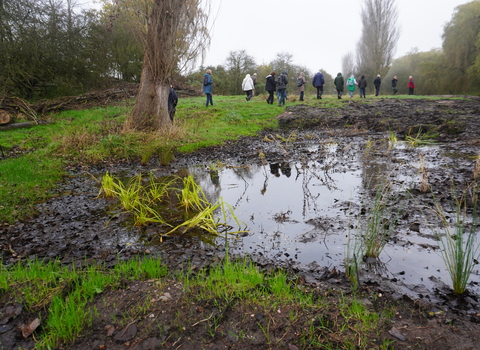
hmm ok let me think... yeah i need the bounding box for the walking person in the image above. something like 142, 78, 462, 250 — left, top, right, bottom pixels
203, 69, 213, 107
408, 76, 415, 95
265, 71, 276, 104
358, 75, 367, 98
334, 72, 344, 99
168, 85, 178, 122
391, 76, 398, 95
242, 74, 254, 101
312, 70, 325, 99
346, 75, 357, 98
373, 75, 381, 96
297, 72, 306, 101
277, 71, 288, 106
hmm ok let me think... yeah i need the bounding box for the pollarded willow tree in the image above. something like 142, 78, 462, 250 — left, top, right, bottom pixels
356, 0, 400, 82
122, 0, 211, 131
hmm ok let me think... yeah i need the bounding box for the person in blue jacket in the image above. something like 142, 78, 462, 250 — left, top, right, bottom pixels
312, 70, 325, 99
203, 69, 213, 107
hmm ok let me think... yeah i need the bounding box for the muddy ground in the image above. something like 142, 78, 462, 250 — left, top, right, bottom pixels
1, 97, 480, 349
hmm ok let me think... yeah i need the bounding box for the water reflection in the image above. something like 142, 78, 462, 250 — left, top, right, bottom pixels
183, 137, 480, 296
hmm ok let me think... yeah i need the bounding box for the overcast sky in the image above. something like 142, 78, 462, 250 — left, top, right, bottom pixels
203, 0, 471, 76
83, 0, 471, 76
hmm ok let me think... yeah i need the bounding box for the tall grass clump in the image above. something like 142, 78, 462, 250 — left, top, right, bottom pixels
358, 182, 403, 259
433, 183, 479, 294
98, 171, 245, 236
405, 129, 436, 147
345, 229, 363, 289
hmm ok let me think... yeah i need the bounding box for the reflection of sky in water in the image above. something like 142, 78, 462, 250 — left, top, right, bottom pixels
186, 140, 480, 296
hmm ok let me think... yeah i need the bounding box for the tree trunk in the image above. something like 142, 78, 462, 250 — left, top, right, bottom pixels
127, 58, 171, 131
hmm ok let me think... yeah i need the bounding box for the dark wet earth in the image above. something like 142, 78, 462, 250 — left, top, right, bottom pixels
2, 98, 480, 342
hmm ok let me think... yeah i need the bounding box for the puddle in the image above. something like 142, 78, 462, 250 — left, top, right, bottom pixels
182, 136, 480, 297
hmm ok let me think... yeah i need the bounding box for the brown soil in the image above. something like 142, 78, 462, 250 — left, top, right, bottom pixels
1, 97, 480, 349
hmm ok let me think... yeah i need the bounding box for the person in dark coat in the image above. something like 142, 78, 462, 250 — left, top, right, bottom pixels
297, 72, 306, 101
312, 70, 325, 99
334, 73, 344, 99
203, 69, 213, 107
391, 76, 398, 95
408, 76, 415, 95
277, 71, 288, 106
168, 86, 178, 122
358, 75, 367, 98
373, 75, 381, 96
265, 72, 277, 104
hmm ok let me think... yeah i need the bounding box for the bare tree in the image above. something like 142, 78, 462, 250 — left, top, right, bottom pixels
224, 50, 257, 95
124, 0, 211, 131
355, 0, 400, 81
341, 52, 356, 78
272, 52, 294, 74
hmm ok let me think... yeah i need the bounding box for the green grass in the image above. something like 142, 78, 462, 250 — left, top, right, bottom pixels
0, 153, 63, 222
1, 256, 168, 350
1, 252, 406, 350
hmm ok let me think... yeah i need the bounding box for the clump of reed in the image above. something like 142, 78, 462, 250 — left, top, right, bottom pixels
98, 172, 245, 237
345, 226, 363, 290
360, 182, 402, 258
405, 129, 436, 147
345, 180, 404, 288
433, 182, 479, 295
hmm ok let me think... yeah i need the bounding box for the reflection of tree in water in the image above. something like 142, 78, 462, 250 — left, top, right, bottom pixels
295, 150, 341, 217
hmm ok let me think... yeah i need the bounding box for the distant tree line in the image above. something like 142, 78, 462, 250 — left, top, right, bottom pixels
0, 0, 143, 99
1, 0, 479, 100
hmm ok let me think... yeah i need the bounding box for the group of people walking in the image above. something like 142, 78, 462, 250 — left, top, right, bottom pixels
202, 69, 416, 107
333, 74, 415, 99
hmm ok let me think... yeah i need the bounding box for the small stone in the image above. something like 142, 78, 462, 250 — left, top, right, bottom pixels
388, 326, 406, 341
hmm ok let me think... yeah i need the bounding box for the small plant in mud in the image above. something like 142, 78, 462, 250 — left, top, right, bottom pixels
362, 183, 402, 258
418, 153, 429, 193
345, 229, 363, 289
432, 182, 480, 295
177, 175, 209, 212
115, 174, 144, 212
350, 181, 404, 263
388, 131, 398, 151
405, 129, 437, 147
99, 171, 117, 198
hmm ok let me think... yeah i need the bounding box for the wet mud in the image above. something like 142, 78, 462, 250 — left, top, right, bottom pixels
1, 97, 480, 349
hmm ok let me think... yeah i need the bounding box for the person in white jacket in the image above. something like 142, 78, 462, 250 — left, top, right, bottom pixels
242, 74, 255, 101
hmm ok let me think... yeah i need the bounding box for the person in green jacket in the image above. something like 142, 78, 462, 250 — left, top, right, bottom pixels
346, 75, 357, 98
334, 73, 344, 99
